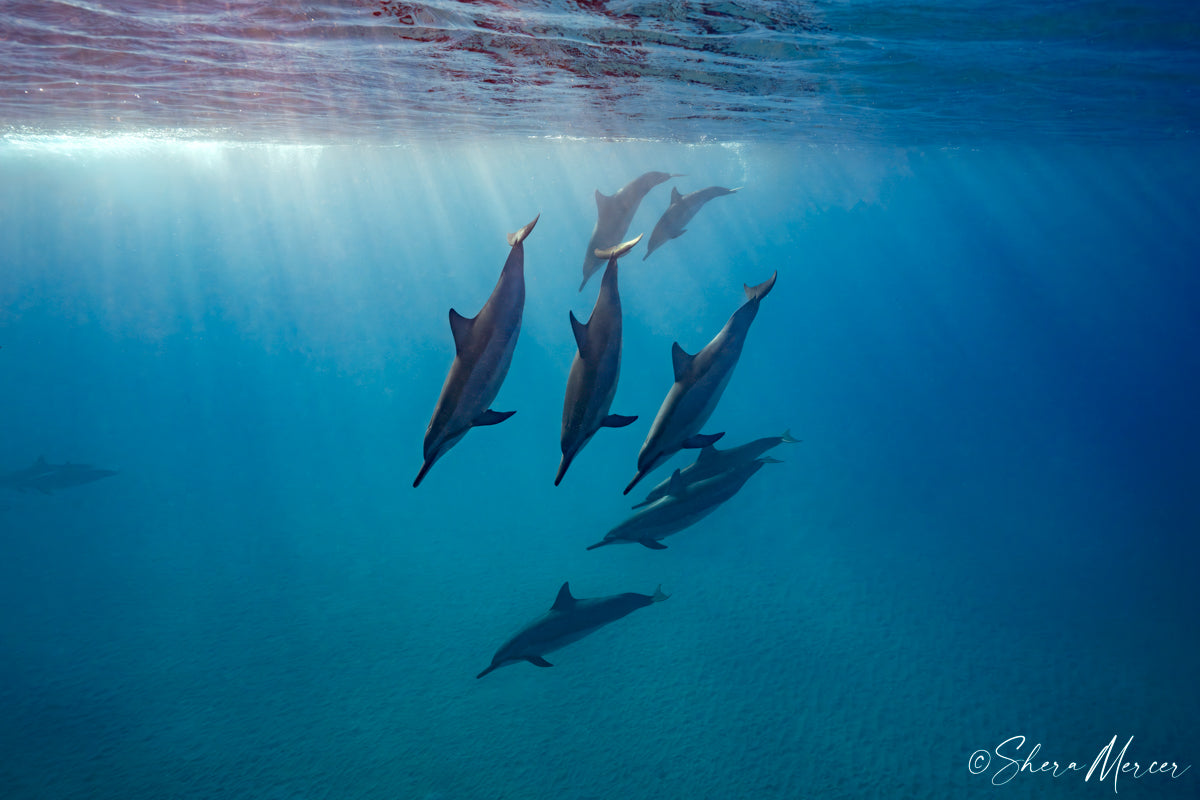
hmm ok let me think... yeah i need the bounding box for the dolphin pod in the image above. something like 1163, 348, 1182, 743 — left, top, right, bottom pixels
402, 181, 786, 678
579, 171, 675, 290
625, 271, 778, 495
632, 430, 799, 509
589, 458, 773, 550
644, 185, 739, 260
414, 215, 539, 488
476, 582, 669, 678
556, 235, 643, 486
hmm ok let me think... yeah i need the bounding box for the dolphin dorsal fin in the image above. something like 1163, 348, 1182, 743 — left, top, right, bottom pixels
666, 469, 687, 498
551, 582, 576, 611
671, 342, 694, 381
448, 309, 474, 354
695, 445, 719, 465
569, 310, 588, 352
670, 186, 683, 204
594, 189, 614, 212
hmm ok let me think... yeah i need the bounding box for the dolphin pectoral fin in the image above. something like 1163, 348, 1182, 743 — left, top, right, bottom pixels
641, 539, 668, 550
601, 414, 638, 428
473, 409, 516, 427
448, 308, 474, 354
569, 311, 588, 352
507, 214, 539, 247
527, 656, 553, 668
682, 432, 724, 449
744, 271, 778, 302
759, 456, 785, 464
671, 342, 695, 381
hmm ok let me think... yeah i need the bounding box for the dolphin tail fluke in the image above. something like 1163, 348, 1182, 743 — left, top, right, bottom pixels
507, 214, 540, 247
595, 233, 644, 261
781, 429, 801, 444
652, 584, 670, 602
476, 664, 500, 679
744, 271, 778, 302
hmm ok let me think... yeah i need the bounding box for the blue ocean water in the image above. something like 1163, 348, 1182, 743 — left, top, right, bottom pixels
2, 3, 1200, 800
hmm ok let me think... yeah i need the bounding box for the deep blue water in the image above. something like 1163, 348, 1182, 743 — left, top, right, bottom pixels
3, 3, 1200, 800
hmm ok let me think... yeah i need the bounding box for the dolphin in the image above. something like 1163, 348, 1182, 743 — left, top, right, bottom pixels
644, 185, 738, 260
414, 215, 539, 488
1, 457, 117, 494
555, 235, 643, 486
476, 582, 669, 678
624, 271, 778, 495
580, 171, 676, 290
632, 429, 799, 508
591, 459, 771, 550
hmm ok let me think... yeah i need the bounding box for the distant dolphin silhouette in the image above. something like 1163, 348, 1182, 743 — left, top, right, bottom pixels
625, 271, 778, 495
556, 235, 642, 486
644, 185, 738, 260
591, 459, 771, 550
632, 429, 799, 508
476, 582, 669, 678
414, 215, 539, 488
580, 172, 676, 290
0, 456, 117, 494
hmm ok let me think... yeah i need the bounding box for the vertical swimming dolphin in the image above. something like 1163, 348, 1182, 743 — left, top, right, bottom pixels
580, 171, 675, 290
624, 271, 778, 495
556, 235, 642, 486
476, 582, 669, 678
644, 185, 738, 260
414, 215, 539, 488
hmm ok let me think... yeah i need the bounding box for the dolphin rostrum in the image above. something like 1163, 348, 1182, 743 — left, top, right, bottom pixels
556, 235, 643, 486
591, 459, 771, 550
414, 215, 539, 488
624, 271, 778, 495
644, 185, 738, 260
632, 429, 799, 508
476, 582, 669, 678
580, 171, 676, 290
